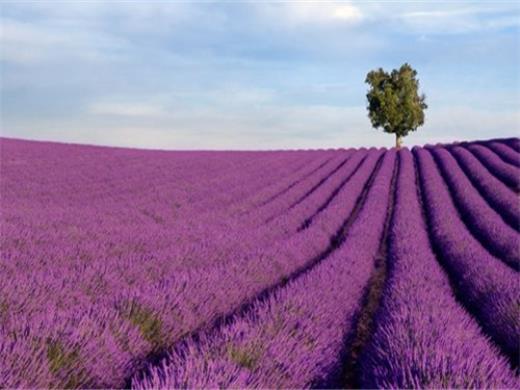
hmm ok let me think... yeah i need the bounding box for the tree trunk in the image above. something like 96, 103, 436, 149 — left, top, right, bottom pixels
395, 134, 403, 149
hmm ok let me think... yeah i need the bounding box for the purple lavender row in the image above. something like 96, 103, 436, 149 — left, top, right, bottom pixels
360, 149, 518, 389
185, 151, 359, 263
252, 152, 354, 224
133, 150, 396, 389
468, 143, 520, 192
266, 149, 367, 235
0, 149, 383, 387
239, 151, 354, 241
415, 147, 520, 362
207, 151, 333, 216
172, 152, 344, 267
242, 153, 338, 210
230, 151, 346, 223
192, 151, 330, 227
501, 137, 520, 152
240, 151, 351, 222
160, 151, 323, 217
120, 149, 319, 217
449, 146, 519, 230
180, 150, 364, 265
486, 141, 520, 167
429, 146, 519, 269
212, 152, 343, 221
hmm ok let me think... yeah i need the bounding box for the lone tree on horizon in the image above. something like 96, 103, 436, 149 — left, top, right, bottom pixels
365, 63, 427, 148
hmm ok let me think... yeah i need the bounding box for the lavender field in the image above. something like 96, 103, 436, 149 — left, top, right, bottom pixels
0, 137, 519, 389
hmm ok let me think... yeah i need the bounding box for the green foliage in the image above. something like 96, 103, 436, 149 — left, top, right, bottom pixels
46, 338, 84, 388
365, 63, 427, 145
226, 343, 263, 370
123, 302, 164, 348
0, 300, 8, 322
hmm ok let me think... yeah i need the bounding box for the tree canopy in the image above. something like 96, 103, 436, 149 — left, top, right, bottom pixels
365, 63, 427, 147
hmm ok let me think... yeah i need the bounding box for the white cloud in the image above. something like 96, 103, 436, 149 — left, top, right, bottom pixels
248, 2, 520, 38
0, 17, 130, 64
261, 1, 363, 26
0, 19, 63, 63
88, 101, 166, 117
332, 4, 363, 22
407, 105, 520, 146
396, 3, 520, 34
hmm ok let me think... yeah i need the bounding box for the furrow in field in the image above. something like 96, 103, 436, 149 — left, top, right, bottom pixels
265, 149, 370, 236
429, 146, 519, 269
94, 150, 300, 220
227, 152, 335, 215
247, 150, 359, 226
415, 147, 520, 365
448, 145, 519, 231
132, 150, 396, 389
169, 152, 368, 272
486, 141, 520, 167
212, 152, 325, 208
186, 151, 321, 215
502, 138, 520, 153
257, 154, 338, 208
298, 151, 368, 231
142, 153, 349, 273
467, 143, 520, 192
327, 150, 397, 389
258, 152, 353, 224
287, 152, 355, 210
359, 149, 518, 389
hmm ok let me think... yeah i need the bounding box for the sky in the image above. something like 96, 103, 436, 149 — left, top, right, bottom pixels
0, 1, 519, 150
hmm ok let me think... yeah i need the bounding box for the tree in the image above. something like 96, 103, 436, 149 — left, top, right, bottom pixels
365, 63, 427, 148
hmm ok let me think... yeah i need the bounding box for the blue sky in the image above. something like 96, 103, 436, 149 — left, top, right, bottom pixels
1, 1, 519, 149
